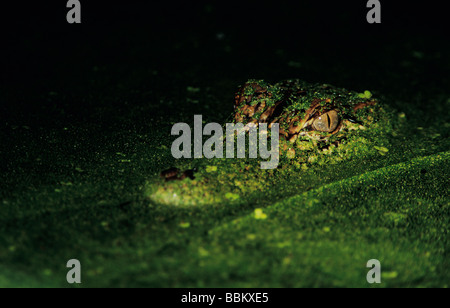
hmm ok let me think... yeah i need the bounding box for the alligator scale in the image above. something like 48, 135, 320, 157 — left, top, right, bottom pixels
232, 79, 383, 156
159, 79, 391, 183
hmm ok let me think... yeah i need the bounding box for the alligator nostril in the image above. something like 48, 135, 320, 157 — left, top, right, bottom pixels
160, 167, 196, 182
160, 167, 179, 179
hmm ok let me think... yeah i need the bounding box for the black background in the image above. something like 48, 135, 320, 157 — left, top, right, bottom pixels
2, 0, 447, 89
1, 0, 449, 136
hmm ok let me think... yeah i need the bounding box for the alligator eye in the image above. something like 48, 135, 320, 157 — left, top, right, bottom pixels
312, 110, 339, 132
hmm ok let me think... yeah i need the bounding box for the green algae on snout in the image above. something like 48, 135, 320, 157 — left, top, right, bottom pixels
146, 80, 399, 207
